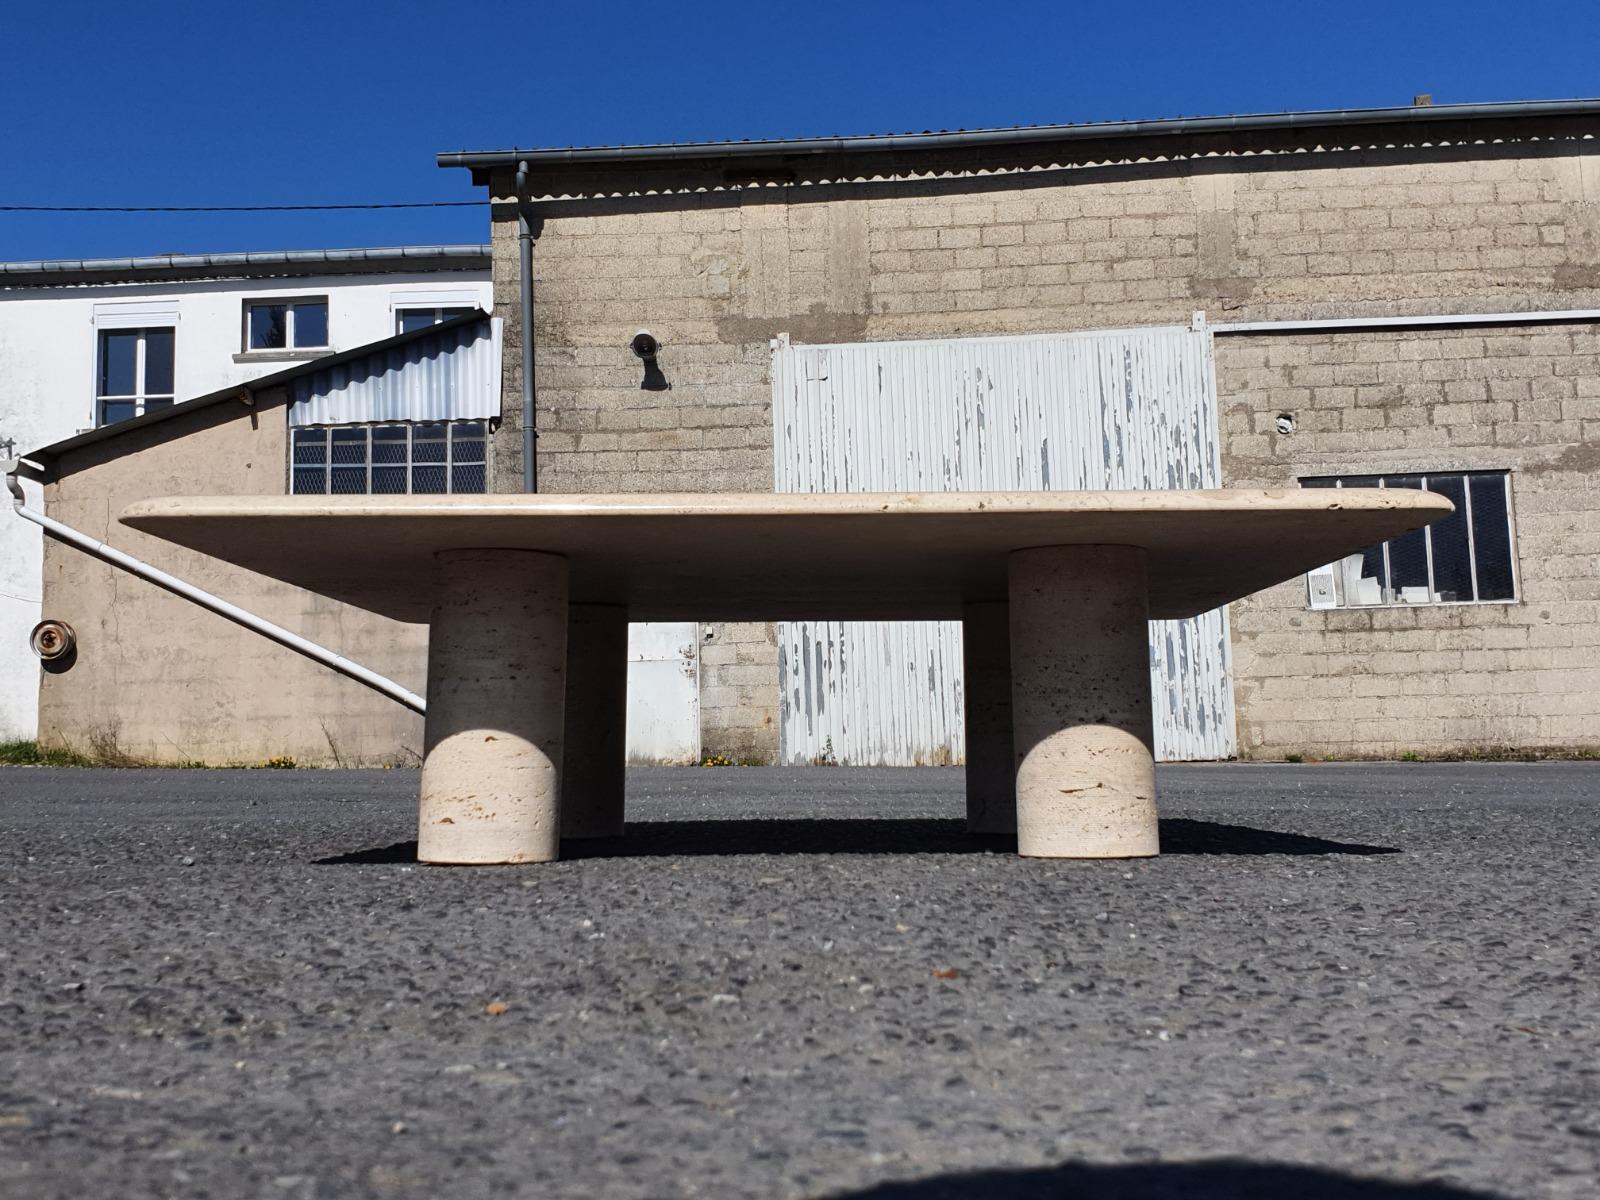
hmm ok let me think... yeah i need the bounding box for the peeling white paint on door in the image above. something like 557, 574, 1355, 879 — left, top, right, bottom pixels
772, 325, 1236, 765
626, 622, 700, 765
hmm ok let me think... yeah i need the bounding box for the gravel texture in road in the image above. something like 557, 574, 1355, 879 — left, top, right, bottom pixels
0, 763, 1596, 1200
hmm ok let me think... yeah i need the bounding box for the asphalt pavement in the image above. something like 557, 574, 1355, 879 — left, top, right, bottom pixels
0, 763, 1596, 1199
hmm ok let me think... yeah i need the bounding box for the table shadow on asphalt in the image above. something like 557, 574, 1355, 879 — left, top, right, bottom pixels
827, 1158, 1502, 1199
314, 817, 1399, 864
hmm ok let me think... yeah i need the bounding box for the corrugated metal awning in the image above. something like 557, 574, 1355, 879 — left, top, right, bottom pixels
290, 317, 501, 427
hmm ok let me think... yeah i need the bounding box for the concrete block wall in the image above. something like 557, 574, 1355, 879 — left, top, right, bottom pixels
486, 124, 1600, 761
490, 196, 793, 761
697, 622, 780, 762
1218, 325, 1600, 758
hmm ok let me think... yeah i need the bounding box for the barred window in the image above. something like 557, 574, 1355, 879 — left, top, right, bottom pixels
1302, 471, 1517, 609
290, 422, 487, 495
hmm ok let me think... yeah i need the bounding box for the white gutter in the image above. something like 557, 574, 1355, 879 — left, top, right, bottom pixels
1207, 307, 1600, 334
5, 460, 425, 715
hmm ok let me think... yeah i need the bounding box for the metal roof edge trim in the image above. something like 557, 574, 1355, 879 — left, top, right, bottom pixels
0, 245, 493, 285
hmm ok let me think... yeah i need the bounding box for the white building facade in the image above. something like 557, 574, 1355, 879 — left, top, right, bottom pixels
0, 246, 494, 740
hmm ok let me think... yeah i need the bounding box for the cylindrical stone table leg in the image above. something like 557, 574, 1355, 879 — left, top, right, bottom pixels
963, 600, 1015, 834
419, 549, 568, 865
562, 604, 629, 839
1009, 545, 1158, 859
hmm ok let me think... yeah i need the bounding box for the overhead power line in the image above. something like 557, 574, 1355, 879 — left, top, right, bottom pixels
1, 201, 488, 213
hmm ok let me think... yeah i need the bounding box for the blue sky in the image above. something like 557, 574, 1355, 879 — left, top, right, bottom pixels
4, 0, 1598, 260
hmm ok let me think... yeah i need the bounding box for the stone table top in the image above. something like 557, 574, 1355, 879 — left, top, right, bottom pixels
120, 489, 1451, 623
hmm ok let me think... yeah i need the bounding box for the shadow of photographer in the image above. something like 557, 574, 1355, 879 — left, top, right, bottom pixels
826, 1157, 1502, 1199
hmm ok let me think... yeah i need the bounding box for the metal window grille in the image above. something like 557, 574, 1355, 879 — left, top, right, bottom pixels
1302, 470, 1518, 608
290, 421, 487, 495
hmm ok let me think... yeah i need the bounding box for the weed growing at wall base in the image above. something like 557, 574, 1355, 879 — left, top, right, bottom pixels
0, 739, 218, 768
0, 739, 289, 769
0, 739, 99, 767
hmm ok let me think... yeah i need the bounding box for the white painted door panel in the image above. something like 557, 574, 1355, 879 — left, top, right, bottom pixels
625, 622, 700, 765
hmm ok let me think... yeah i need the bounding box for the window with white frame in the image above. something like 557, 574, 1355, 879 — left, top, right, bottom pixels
1302, 471, 1517, 608
395, 305, 475, 335
244, 298, 329, 351
290, 422, 487, 495
96, 327, 175, 426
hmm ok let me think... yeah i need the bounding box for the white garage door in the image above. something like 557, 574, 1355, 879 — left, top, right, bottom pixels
771, 325, 1236, 765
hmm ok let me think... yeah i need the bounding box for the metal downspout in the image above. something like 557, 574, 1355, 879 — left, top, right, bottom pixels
516, 160, 537, 493
5, 459, 426, 715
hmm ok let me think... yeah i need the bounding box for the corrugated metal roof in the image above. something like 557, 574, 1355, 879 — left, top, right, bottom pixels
0, 245, 491, 287
290, 317, 501, 426
439, 97, 1600, 174
19, 311, 494, 473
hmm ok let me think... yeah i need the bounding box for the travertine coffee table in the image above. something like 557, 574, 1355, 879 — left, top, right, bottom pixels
122, 489, 1449, 864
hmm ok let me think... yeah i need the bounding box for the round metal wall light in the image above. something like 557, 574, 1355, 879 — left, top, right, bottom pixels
29, 619, 76, 662
630, 330, 659, 361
